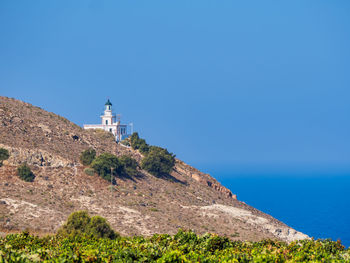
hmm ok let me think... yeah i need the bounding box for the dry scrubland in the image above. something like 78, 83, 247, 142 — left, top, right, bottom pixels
0, 96, 308, 243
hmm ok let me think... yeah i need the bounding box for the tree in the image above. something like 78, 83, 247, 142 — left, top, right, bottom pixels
87, 216, 116, 239
57, 211, 117, 239
130, 132, 140, 149
0, 148, 9, 167
130, 132, 149, 153
138, 140, 150, 153
17, 163, 35, 182
141, 146, 175, 177
90, 153, 122, 182
119, 155, 138, 176
79, 148, 96, 166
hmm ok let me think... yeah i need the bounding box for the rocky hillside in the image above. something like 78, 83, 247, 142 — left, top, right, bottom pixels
0, 96, 308, 242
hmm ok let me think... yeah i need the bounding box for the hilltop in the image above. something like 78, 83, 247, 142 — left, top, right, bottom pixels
0, 96, 308, 242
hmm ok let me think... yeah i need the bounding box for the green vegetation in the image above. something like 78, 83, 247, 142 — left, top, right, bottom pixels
120, 138, 130, 146
0, 147, 9, 167
141, 146, 176, 177
57, 211, 117, 239
0, 230, 348, 262
80, 133, 175, 180
130, 132, 149, 153
80, 147, 140, 181
119, 155, 138, 176
130, 132, 176, 177
16, 163, 35, 182
83, 167, 95, 176
90, 153, 123, 182
79, 148, 96, 166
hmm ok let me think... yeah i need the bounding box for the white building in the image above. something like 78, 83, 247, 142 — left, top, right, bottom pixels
83, 99, 130, 141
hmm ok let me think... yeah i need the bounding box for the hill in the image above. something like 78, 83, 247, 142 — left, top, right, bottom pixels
0, 96, 308, 242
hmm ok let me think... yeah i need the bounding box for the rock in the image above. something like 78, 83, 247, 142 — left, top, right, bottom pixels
191, 173, 201, 182
0, 144, 73, 167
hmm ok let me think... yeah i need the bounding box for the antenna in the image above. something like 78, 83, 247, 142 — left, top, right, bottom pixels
116, 114, 122, 142
116, 114, 121, 123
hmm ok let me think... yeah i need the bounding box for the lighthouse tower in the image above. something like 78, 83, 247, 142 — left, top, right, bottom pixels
83, 99, 130, 142
101, 99, 115, 126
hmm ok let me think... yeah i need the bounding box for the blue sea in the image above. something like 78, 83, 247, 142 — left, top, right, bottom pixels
203, 168, 350, 248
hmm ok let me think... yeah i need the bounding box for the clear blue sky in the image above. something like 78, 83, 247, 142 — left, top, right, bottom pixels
1, 0, 349, 174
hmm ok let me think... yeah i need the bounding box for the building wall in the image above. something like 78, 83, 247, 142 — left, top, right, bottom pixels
101, 116, 114, 126
83, 105, 130, 141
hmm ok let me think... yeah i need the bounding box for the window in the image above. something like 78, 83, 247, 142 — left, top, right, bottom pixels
109, 128, 112, 132
106, 120, 108, 125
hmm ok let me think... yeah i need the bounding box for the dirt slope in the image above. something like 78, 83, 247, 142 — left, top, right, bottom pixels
0, 96, 308, 242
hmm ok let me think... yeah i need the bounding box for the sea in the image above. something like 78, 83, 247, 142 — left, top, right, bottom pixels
202, 167, 350, 248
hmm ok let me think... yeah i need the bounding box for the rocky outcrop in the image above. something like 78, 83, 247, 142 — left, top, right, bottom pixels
175, 160, 237, 199
0, 96, 117, 165
0, 144, 72, 167
200, 204, 309, 243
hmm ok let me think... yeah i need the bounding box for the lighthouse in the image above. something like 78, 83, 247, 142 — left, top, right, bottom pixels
83, 99, 130, 142
101, 99, 114, 126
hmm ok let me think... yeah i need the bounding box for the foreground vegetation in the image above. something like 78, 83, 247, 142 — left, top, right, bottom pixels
1, 231, 349, 262
0, 211, 349, 262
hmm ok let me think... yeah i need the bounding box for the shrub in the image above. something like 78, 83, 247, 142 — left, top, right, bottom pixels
84, 167, 95, 176
138, 141, 150, 153
119, 155, 138, 176
120, 139, 130, 146
203, 234, 230, 252
87, 216, 116, 239
0, 148, 9, 167
79, 148, 96, 166
130, 132, 140, 148
141, 146, 175, 177
130, 132, 149, 153
57, 211, 90, 237
17, 163, 35, 182
57, 211, 117, 239
90, 153, 123, 182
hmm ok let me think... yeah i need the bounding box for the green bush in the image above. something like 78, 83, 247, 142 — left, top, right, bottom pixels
130, 132, 149, 153
0, 148, 9, 167
84, 167, 95, 176
90, 153, 122, 182
120, 139, 130, 146
141, 146, 175, 177
17, 163, 35, 182
203, 234, 230, 252
88, 216, 117, 239
57, 211, 117, 239
129, 133, 176, 177
119, 155, 138, 176
138, 141, 150, 153
79, 148, 96, 166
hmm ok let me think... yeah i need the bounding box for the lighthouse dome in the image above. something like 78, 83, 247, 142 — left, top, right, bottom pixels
105, 99, 112, 106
